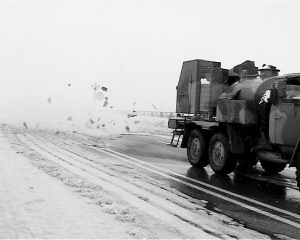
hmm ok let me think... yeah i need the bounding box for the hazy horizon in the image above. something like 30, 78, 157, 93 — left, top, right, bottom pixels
0, 0, 299, 130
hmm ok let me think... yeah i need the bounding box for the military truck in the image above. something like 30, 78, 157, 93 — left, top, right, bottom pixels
168, 59, 300, 190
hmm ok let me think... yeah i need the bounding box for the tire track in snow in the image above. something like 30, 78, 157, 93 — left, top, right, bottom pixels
38, 131, 300, 229
27, 132, 267, 239
30, 133, 233, 225
16, 133, 224, 239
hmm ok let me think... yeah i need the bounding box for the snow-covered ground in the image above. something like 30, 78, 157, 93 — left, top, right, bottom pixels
0, 129, 134, 238
0, 124, 271, 239
0, 125, 189, 238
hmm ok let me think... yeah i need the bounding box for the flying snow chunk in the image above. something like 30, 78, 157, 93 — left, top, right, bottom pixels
47, 97, 52, 103
101, 86, 108, 92
103, 101, 108, 107
127, 113, 137, 118
103, 97, 109, 107
151, 103, 157, 110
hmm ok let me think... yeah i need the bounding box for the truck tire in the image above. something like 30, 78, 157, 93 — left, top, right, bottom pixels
260, 160, 286, 174
209, 133, 237, 174
187, 129, 208, 167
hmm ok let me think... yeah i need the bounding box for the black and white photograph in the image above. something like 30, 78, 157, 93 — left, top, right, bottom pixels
0, 0, 300, 239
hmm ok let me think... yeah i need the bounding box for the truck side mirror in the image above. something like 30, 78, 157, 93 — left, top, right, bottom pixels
269, 87, 277, 104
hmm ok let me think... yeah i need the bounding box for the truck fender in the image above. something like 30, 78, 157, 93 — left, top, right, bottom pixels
290, 135, 300, 167
181, 131, 188, 148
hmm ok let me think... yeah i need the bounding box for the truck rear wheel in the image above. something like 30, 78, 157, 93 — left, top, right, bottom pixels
209, 133, 237, 174
187, 129, 208, 167
260, 160, 286, 174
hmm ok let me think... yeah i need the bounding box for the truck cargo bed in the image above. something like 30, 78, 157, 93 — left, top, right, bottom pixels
168, 117, 219, 130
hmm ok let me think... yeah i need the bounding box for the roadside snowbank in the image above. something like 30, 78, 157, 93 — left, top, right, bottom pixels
128, 115, 171, 135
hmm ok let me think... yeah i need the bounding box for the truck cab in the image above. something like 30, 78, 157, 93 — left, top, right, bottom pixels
269, 75, 300, 158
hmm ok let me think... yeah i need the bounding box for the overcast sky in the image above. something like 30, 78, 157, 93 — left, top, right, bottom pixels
0, 0, 299, 125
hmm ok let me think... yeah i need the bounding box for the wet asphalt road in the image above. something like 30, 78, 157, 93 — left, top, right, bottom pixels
105, 133, 300, 239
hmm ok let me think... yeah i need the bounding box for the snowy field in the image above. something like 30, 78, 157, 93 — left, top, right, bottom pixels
0, 121, 271, 239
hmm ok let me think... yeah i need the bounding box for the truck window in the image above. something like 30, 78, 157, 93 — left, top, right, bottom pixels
285, 84, 300, 100
284, 77, 300, 100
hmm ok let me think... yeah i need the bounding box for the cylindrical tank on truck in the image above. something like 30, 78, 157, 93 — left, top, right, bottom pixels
168, 59, 300, 190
